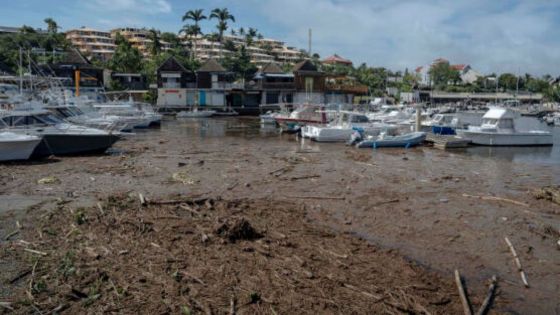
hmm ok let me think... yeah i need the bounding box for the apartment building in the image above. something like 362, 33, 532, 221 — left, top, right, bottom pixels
65, 27, 115, 61
110, 27, 171, 57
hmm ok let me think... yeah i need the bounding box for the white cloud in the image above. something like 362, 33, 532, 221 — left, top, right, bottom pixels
250, 0, 560, 75
86, 0, 171, 14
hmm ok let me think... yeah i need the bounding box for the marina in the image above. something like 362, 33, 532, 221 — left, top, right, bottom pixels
1, 2, 560, 314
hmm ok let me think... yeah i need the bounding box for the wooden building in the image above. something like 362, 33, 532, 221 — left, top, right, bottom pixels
293, 60, 325, 103
156, 56, 196, 109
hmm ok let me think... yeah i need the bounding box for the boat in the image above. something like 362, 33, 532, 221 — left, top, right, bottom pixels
0, 110, 121, 158
274, 104, 328, 132
176, 108, 216, 118
302, 111, 398, 142
455, 107, 553, 146
356, 132, 427, 148
0, 132, 42, 161
260, 111, 279, 125
213, 108, 239, 117
422, 114, 460, 135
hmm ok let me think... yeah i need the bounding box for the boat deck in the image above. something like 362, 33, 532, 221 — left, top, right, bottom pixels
426, 133, 472, 149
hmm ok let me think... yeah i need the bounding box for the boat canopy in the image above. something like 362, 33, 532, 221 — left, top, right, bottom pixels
483, 108, 519, 120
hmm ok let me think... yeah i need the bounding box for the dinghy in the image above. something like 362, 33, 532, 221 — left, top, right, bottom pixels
356, 132, 426, 148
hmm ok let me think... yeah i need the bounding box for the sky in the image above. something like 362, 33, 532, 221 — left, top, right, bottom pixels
1, 0, 559, 76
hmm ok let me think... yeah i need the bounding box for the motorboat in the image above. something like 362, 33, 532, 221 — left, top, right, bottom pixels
274, 104, 328, 132
367, 105, 412, 124
177, 108, 216, 118
356, 132, 426, 148
302, 111, 398, 142
0, 109, 120, 157
92, 101, 162, 128
213, 108, 239, 117
0, 132, 42, 161
422, 114, 460, 135
46, 105, 135, 132
456, 107, 553, 146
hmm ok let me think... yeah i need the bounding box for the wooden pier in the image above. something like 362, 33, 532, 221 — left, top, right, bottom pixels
426, 134, 472, 150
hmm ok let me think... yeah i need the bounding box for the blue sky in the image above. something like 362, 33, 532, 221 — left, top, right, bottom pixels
1, 0, 559, 76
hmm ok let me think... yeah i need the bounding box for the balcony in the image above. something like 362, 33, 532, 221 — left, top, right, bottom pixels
211, 82, 245, 90
262, 82, 295, 90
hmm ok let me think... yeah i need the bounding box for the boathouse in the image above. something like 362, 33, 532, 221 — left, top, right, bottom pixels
255, 62, 295, 105
156, 56, 196, 109
292, 60, 325, 103
196, 59, 240, 109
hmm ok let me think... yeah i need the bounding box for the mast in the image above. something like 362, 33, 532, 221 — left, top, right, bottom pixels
19, 47, 23, 95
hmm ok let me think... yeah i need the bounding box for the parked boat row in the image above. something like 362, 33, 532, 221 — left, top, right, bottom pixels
261, 103, 555, 148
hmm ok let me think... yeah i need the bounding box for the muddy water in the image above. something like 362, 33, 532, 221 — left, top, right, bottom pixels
1, 116, 559, 314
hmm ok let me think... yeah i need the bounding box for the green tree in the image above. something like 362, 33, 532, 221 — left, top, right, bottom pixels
429, 61, 461, 88
223, 39, 236, 52
108, 33, 143, 73
19, 25, 36, 34
222, 45, 257, 81
161, 32, 182, 49
498, 73, 518, 91
210, 8, 235, 44
182, 9, 207, 59
147, 29, 162, 57
43, 18, 58, 34
245, 27, 257, 47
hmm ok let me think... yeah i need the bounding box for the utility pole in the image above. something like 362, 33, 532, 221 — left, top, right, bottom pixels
308, 28, 312, 56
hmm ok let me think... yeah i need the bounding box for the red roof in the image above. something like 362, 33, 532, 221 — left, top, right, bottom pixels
415, 66, 424, 73
451, 64, 467, 71
322, 54, 353, 65
432, 58, 449, 64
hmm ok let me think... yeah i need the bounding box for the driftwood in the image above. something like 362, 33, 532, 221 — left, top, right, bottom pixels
454, 270, 473, 315
4, 230, 20, 241
372, 199, 400, 207
24, 248, 48, 256
285, 195, 345, 200
462, 194, 528, 207
505, 237, 529, 288
0, 302, 13, 311
475, 275, 498, 315
148, 196, 208, 206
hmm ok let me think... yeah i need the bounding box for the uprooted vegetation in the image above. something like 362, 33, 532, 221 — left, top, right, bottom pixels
2, 193, 467, 314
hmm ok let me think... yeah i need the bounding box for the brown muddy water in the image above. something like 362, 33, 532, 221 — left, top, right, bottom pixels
1, 116, 559, 314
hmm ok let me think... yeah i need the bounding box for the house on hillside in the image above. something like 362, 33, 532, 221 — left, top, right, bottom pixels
415, 58, 481, 86
324, 74, 368, 103
322, 54, 353, 67
293, 60, 325, 103
156, 56, 196, 109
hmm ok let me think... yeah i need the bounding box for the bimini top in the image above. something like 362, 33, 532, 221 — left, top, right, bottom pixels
483, 107, 519, 120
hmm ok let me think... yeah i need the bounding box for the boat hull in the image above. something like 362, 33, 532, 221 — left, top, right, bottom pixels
456, 130, 553, 146
431, 125, 456, 135
0, 138, 42, 161
357, 132, 426, 148
31, 134, 120, 158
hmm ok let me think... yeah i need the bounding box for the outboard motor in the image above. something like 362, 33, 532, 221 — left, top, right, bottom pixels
347, 129, 363, 146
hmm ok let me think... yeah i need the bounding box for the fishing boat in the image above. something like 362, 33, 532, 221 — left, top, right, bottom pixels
176, 108, 216, 118
0, 110, 120, 157
0, 132, 42, 161
260, 111, 280, 125
456, 108, 553, 146
356, 132, 427, 148
302, 111, 398, 142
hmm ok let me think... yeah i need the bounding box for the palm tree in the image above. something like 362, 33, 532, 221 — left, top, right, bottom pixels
210, 8, 235, 57
245, 27, 258, 47
19, 25, 36, 34
230, 29, 237, 36
182, 9, 206, 60
148, 29, 162, 57
238, 27, 245, 36
43, 18, 59, 34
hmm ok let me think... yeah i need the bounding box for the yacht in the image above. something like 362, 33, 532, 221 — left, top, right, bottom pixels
302, 111, 398, 142
0, 132, 42, 161
422, 114, 461, 135
456, 108, 553, 146
274, 104, 328, 133
0, 109, 120, 157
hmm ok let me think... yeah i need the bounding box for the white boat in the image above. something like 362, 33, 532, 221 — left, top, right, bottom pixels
0, 110, 121, 158
0, 132, 42, 161
356, 132, 427, 148
302, 111, 398, 142
260, 111, 279, 125
456, 107, 553, 146
177, 108, 216, 118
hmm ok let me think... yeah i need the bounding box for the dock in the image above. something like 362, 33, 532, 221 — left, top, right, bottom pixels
426, 134, 472, 149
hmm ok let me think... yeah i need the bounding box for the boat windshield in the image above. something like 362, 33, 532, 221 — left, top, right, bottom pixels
37, 114, 64, 125
349, 115, 369, 123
